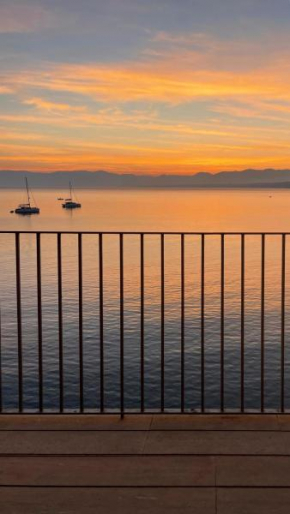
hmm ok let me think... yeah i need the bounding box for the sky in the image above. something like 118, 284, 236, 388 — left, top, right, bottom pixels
1, 0, 290, 174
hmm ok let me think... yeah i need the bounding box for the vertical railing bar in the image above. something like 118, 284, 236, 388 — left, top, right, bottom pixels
201, 234, 205, 413
78, 233, 84, 413
57, 233, 64, 413
261, 234, 265, 413
161, 234, 165, 412
241, 234, 245, 413
36, 233, 43, 413
140, 233, 145, 413
99, 233, 104, 413
221, 234, 225, 413
181, 234, 185, 412
15, 233, 23, 413
281, 234, 286, 413
0, 306, 2, 413
120, 233, 124, 418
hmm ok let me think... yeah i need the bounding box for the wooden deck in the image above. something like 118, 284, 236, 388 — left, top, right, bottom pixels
1, 414, 290, 513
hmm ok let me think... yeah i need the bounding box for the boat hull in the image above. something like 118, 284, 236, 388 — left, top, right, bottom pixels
62, 203, 81, 209
15, 207, 40, 215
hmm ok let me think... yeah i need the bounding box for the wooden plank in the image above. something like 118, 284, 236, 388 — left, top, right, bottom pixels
0, 456, 215, 486
277, 415, 290, 431
216, 456, 290, 486
151, 414, 279, 431
0, 431, 147, 454
145, 430, 290, 455
217, 488, 290, 514
0, 414, 281, 431
0, 487, 216, 514
0, 415, 153, 431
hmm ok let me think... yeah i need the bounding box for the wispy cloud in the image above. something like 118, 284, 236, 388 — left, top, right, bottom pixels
0, 85, 15, 94
0, 129, 45, 141
3, 63, 290, 106
24, 97, 86, 113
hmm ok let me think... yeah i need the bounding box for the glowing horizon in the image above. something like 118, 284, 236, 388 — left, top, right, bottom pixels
1, 0, 290, 174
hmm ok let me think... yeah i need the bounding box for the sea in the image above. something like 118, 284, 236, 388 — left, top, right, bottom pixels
1, 188, 290, 412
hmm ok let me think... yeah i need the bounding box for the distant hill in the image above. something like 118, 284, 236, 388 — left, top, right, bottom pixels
1, 169, 290, 189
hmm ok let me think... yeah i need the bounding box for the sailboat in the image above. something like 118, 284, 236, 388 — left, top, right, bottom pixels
62, 182, 81, 209
14, 178, 40, 215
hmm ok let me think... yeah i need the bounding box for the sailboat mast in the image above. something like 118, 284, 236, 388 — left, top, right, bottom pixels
25, 177, 30, 206
69, 181, 72, 199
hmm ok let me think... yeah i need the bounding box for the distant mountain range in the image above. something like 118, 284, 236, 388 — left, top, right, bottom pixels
1, 169, 290, 189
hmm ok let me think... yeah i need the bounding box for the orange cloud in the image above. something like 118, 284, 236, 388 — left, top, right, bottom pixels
24, 97, 86, 113
3, 31, 290, 111
0, 130, 45, 141
2, 109, 290, 147
212, 102, 290, 124
5, 63, 290, 104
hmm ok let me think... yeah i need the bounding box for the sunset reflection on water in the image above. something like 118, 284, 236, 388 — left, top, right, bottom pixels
1, 189, 290, 412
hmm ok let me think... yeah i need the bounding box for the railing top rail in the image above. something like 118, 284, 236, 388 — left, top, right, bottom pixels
1, 230, 290, 235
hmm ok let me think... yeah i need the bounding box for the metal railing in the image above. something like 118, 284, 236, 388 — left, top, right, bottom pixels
0, 231, 289, 414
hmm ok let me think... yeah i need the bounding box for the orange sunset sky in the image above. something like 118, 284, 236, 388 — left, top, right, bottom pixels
1, 0, 290, 174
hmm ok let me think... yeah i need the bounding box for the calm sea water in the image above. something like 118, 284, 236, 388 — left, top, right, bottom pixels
1, 188, 290, 412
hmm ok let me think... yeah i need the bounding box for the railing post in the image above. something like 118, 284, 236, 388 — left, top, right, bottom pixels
201, 234, 205, 413
57, 233, 64, 413
120, 233, 124, 419
78, 233, 84, 413
36, 233, 43, 413
181, 234, 185, 412
221, 234, 225, 413
281, 234, 286, 413
99, 233, 104, 413
241, 234, 245, 413
261, 234, 265, 412
140, 233, 145, 413
15, 233, 23, 413
0, 306, 2, 413
161, 234, 165, 412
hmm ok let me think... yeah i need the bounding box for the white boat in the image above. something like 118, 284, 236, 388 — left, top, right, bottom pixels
62, 182, 81, 209
14, 178, 40, 215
